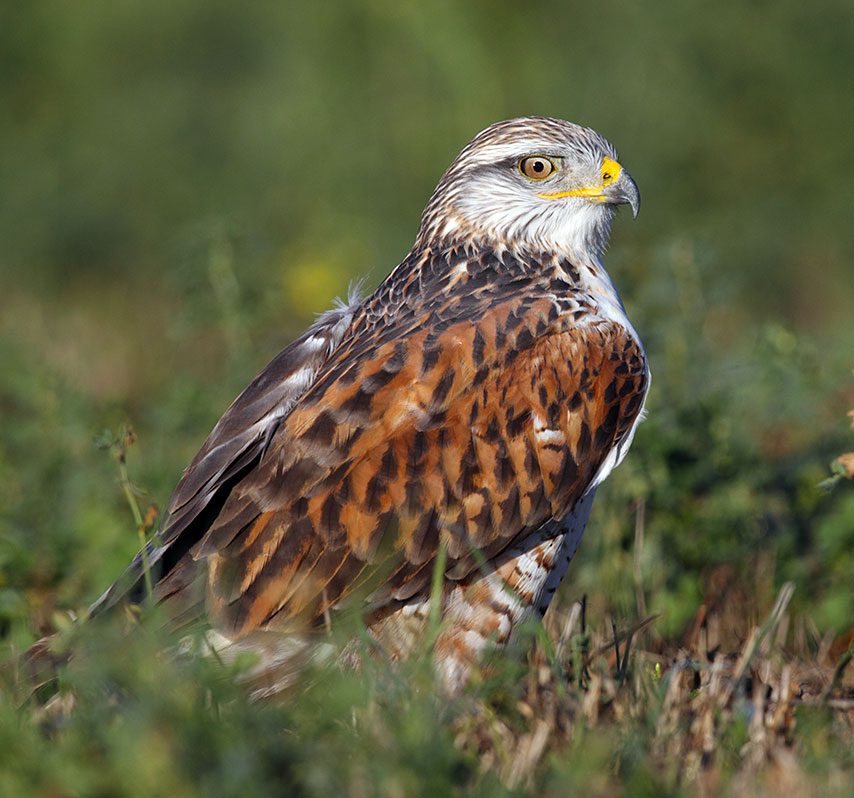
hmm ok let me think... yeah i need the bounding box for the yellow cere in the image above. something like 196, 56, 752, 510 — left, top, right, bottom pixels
538, 157, 623, 200
600, 157, 622, 186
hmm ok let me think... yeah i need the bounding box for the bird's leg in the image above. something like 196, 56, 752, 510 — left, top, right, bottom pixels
432, 492, 596, 693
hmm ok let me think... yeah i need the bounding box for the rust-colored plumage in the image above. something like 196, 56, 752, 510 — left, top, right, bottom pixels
93, 117, 649, 692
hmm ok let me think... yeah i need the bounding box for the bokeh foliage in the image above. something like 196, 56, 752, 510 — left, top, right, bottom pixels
0, 1, 852, 794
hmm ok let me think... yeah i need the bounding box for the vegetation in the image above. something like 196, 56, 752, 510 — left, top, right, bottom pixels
1, 2, 852, 795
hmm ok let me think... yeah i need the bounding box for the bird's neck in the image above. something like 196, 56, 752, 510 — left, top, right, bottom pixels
380, 235, 627, 326
415, 199, 616, 268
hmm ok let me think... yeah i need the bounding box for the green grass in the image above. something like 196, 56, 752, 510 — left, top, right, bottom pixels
2, 574, 852, 796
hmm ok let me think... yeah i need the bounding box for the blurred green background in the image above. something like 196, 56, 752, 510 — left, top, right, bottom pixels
1, 0, 852, 649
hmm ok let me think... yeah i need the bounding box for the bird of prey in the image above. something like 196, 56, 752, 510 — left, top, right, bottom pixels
93, 116, 648, 693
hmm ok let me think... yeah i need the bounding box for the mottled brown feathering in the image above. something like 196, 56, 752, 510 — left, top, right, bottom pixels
92, 117, 649, 692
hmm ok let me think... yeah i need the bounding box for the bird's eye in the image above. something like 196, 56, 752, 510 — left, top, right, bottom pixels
519, 156, 556, 180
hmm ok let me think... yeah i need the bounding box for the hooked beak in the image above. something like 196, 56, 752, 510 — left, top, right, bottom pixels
604, 169, 640, 219
537, 160, 641, 219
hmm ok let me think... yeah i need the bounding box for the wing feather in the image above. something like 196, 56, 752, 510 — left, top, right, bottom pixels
95, 259, 648, 643
89, 296, 361, 615
195, 297, 647, 636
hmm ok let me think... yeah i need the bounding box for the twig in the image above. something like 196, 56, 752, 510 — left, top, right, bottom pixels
619, 630, 634, 686
585, 614, 660, 665
114, 429, 154, 600
633, 498, 647, 619
717, 582, 794, 708
820, 645, 853, 703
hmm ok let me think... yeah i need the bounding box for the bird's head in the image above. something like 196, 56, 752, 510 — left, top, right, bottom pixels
416, 116, 639, 262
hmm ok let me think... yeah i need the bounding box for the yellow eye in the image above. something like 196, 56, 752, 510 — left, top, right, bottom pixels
519, 156, 556, 180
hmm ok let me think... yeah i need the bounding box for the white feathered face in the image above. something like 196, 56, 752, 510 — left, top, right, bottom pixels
418, 117, 640, 261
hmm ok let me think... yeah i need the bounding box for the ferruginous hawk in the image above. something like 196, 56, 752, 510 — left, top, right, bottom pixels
93, 116, 648, 693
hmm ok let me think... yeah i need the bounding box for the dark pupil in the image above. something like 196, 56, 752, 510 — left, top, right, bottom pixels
532, 160, 544, 172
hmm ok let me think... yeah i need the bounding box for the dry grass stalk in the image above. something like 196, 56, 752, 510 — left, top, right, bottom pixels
449, 581, 853, 792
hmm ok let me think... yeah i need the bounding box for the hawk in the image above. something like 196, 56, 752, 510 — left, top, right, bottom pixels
93, 117, 648, 693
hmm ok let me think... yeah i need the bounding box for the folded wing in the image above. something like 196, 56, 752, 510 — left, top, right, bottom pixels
173, 294, 648, 637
